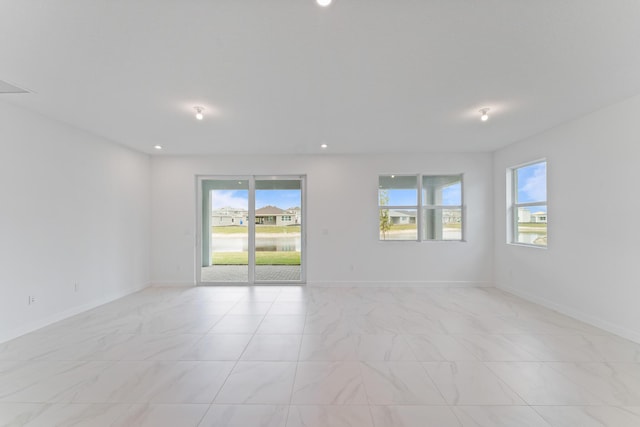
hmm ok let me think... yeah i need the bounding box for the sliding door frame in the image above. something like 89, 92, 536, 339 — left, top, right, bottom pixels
196, 175, 306, 285
253, 175, 306, 285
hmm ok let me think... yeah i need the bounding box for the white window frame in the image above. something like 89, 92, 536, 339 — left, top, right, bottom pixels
422, 174, 464, 242
378, 173, 464, 242
508, 159, 547, 248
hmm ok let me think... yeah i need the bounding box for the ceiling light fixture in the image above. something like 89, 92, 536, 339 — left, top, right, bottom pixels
194, 106, 204, 120
153, 145, 163, 150
317, 0, 332, 7
479, 108, 490, 122
320, 143, 328, 149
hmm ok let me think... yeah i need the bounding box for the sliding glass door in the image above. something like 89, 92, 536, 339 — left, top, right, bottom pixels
254, 177, 303, 282
198, 175, 304, 284
200, 178, 250, 283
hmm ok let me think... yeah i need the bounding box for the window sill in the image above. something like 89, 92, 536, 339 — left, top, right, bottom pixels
507, 242, 547, 250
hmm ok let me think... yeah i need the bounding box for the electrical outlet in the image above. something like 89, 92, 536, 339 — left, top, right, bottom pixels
28, 295, 36, 305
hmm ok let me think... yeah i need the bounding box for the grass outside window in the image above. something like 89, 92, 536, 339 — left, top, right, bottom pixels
213, 251, 301, 265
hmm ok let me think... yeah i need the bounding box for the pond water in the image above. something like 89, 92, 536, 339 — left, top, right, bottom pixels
212, 235, 301, 252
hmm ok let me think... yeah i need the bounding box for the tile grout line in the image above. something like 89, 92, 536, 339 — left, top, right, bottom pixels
200, 287, 279, 409
283, 290, 309, 425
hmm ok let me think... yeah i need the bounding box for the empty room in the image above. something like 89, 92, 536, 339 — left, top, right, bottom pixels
1, 1, 640, 426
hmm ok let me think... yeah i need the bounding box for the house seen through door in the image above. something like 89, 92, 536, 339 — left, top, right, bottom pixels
199, 176, 305, 284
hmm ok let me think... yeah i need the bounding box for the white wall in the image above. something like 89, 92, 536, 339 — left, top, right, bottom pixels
0, 101, 151, 343
151, 152, 493, 286
494, 94, 640, 343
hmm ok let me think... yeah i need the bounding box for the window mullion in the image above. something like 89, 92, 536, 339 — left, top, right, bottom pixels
417, 174, 423, 242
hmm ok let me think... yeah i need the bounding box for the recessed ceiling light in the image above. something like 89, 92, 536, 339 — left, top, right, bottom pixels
317, 0, 332, 7
194, 106, 204, 120
153, 145, 163, 150
320, 143, 328, 149
479, 107, 490, 122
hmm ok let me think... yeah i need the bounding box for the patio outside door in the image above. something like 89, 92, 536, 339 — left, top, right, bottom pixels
198, 175, 305, 284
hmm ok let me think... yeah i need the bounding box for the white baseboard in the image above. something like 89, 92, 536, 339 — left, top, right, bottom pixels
498, 283, 640, 345
0, 282, 150, 344
148, 280, 492, 288
308, 280, 492, 288
149, 281, 492, 288
150, 282, 196, 287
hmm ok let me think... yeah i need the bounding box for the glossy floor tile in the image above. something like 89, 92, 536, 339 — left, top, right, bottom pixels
1, 286, 640, 426
359, 361, 445, 405
453, 406, 551, 427
292, 362, 367, 404
369, 405, 461, 427
287, 405, 373, 427
198, 404, 288, 427
215, 361, 296, 404
533, 406, 640, 427
423, 361, 524, 405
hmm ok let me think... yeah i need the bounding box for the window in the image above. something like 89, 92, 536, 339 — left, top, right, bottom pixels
378, 174, 463, 241
422, 175, 463, 241
510, 160, 547, 247
378, 175, 418, 240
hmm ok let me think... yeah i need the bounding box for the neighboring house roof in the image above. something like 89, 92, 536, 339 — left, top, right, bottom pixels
256, 205, 286, 215
212, 207, 247, 214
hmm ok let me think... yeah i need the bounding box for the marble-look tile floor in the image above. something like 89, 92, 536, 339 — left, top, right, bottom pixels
1, 286, 640, 426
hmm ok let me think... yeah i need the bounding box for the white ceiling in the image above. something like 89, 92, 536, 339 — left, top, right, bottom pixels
2, 0, 640, 155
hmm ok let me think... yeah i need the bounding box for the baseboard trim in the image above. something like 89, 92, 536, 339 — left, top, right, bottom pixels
148, 281, 492, 288
150, 282, 196, 287
0, 282, 151, 344
308, 280, 492, 288
498, 283, 640, 345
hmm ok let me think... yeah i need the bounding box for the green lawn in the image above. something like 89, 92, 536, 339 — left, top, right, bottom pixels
444, 223, 462, 229
212, 225, 301, 234
213, 251, 301, 265
388, 224, 417, 231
